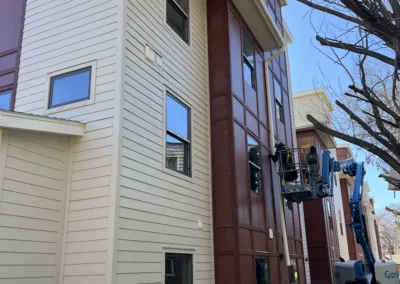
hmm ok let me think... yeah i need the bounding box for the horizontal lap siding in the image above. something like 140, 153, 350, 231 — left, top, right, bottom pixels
0, 130, 69, 284
117, 0, 212, 283
15, 1, 120, 283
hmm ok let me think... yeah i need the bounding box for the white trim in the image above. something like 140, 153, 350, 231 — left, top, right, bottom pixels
106, 0, 127, 282
58, 137, 74, 284
44, 60, 97, 114
0, 129, 9, 205
0, 110, 84, 136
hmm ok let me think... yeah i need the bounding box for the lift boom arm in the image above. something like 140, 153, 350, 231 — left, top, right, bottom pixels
322, 150, 376, 279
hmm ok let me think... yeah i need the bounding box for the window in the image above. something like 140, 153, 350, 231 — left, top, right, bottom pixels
48, 67, 91, 109
338, 209, 344, 236
290, 259, 299, 284
0, 90, 12, 110
334, 173, 338, 186
255, 257, 270, 284
248, 135, 262, 194
167, 0, 189, 43
243, 33, 256, 89
327, 200, 334, 230
166, 93, 191, 176
274, 78, 284, 122
165, 253, 193, 284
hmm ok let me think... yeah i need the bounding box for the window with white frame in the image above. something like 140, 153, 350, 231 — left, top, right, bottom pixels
165, 253, 193, 284
166, 0, 189, 43
166, 93, 191, 176
48, 66, 92, 109
248, 135, 262, 194
243, 32, 256, 89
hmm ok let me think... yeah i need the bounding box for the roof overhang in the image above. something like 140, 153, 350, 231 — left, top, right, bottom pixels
232, 0, 285, 51
0, 111, 85, 136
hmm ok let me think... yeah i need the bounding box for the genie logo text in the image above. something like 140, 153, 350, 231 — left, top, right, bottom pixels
384, 270, 399, 279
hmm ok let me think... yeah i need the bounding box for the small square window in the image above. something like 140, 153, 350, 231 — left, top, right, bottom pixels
48, 67, 91, 109
0, 90, 12, 110
256, 257, 270, 284
165, 253, 193, 284
166, 93, 191, 176
167, 0, 189, 43
243, 33, 256, 89
290, 259, 299, 284
248, 135, 262, 194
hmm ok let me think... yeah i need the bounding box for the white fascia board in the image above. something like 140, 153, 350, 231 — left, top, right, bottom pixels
0, 111, 85, 136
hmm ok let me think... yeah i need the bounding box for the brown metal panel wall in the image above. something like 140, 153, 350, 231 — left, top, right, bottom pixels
208, 0, 306, 282
297, 130, 340, 283
0, 0, 26, 109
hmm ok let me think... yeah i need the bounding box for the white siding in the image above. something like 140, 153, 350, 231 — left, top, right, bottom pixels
117, 0, 212, 283
0, 130, 69, 284
15, 1, 121, 283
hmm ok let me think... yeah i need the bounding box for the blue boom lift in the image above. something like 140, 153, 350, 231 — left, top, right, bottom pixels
274, 144, 400, 283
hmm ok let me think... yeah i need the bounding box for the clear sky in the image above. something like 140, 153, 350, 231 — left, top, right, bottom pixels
283, 0, 395, 210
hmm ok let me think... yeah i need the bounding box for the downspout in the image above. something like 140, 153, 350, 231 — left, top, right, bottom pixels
264, 47, 290, 267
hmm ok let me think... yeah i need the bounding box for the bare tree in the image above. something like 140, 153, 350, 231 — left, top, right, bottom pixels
377, 206, 400, 258
297, 0, 400, 183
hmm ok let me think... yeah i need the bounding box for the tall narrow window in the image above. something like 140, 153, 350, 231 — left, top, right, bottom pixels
0, 90, 12, 110
274, 77, 284, 122
255, 257, 270, 284
49, 67, 91, 109
165, 253, 193, 284
290, 259, 299, 284
166, 93, 191, 176
243, 33, 256, 89
327, 200, 334, 230
338, 209, 344, 236
248, 135, 262, 194
167, 0, 189, 43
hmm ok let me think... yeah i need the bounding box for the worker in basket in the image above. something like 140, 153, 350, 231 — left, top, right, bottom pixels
305, 146, 323, 184
270, 141, 298, 182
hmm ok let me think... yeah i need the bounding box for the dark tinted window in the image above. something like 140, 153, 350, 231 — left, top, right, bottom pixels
167, 0, 189, 43
290, 259, 299, 284
256, 257, 270, 284
274, 77, 284, 122
248, 135, 262, 194
243, 33, 256, 89
0, 90, 12, 110
49, 67, 91, 109
165, 253, 193, 284
166, 93, 191, 176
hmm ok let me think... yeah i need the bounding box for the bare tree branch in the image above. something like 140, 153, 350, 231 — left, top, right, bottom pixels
316, 36, 396, 66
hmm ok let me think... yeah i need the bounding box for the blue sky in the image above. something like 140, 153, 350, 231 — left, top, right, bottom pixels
283, 0, 395, 210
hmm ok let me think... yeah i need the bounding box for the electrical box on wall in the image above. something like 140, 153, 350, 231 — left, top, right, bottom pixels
144, 44, 163, 68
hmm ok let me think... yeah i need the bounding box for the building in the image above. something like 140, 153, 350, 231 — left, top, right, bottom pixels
362, 182, 381, 259
0, 0, 311, 284
293, 88, 341, 283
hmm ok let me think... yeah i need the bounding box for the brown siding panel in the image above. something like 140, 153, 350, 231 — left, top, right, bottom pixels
229, 11, 243, 100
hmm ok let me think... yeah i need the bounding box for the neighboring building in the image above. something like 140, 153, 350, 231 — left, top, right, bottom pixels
293, 88, 341, 283
362, 182, 381, 259
0, 1, 309, 284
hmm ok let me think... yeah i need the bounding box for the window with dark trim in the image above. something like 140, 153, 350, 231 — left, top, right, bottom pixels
166, 93, 191, 176
165, 253, 193, 284
338, 209, 344, 236
290, 259, 299, 284
255, 257, 270, 284
0, 90, 12, 111
48, 67, 91, 109
273, 77, 284, 123
243, 32, 256, 89
327, 200, 334, 230
166, 0, 189, 43
248, 135, 262, 194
